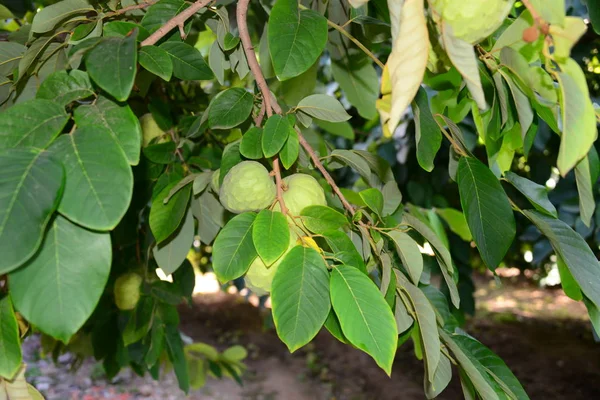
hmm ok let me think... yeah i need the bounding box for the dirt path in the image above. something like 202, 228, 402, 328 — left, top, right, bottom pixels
24, 276, 600, 400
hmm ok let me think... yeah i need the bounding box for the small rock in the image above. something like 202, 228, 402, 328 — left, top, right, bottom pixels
137, 384, 154, 396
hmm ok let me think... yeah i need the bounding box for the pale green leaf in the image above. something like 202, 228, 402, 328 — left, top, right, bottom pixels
436, 208, 472, 242
296, 95, 351, 122
386, 231, 423, 284
153, 208, 194, 275
31, 0, 94, 33
575, 155, 595, 227
331, 60, 378, 119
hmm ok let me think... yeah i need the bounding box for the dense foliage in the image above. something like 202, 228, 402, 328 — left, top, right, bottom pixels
0, 0, 599, 398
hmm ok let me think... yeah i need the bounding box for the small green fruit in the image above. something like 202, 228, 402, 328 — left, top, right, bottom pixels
432, 0, 514, 44
219, 161, 276, 213
114, 272, 143, 311
140, 114, 166, 147
281, 174, 326, 216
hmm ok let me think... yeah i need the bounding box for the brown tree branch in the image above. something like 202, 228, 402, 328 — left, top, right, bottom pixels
108, 0, 157, 16
140, 0, 213, 47
520, 0, 550, 35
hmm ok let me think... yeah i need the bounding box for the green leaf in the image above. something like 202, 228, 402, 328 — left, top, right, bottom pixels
503, 171, 557, 217
192, 172, 212, 195
331, 60, 378, 119
457, 157, 515, 270
150, 178, 191, 244
10, 216, 111, 343
141, 0, 189, 33
218, 141, 242, 185
143, 141, 177, 164
322, 230, 366, 273
240, 127, 263, 160
262, 115, 290, 158
191, 191, 225, 245
0, 297, 22, 380
499, 68, 533, 142
0, 42, 26, 76
74, 95, 142, 165
86, 33, 137, 102
0, 99, 68, 150
396, 273, 440, 382
330, 150, 373, 185
37, 70, 94, 106
425, 353, 452, 399
386, 231, 423, 284
359, 188, 384, 217
253, 210, 290, 265
48, 126, 133, 231
523, 210, 600, 310
331, 265, 398, 375
441, 23, 486, 109
271, 246, 331, 351
314, 119, 354, 140
382, 181, 402, 216
301, 205, 348, 234
575, 155, 596, 227
587, 0, 600, 34
555, 59, 597, 176
103, 21, 150, 41
296, 95, 351, 122
413, 87, 442, 172
436, 208, 472, 242
31, 0, 94, 33
280, 128, 299, 169
557, 256, 582, 301
160, 42, 213, 81
324, 310, 348, 343
440, 330, 501, 400
153, 208, 194, 275
208, 88, 254, 130
139, 45, 173, 81
165, 325, 190, 394
268, 0, 327, 80
212, 212, 257, 282
223, 32, 240, 51
0, 149, 63, 274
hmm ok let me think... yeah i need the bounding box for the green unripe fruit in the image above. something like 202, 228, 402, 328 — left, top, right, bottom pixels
281, 174, 326, 216
114, 272, 143, 311
432, 0, 513, 44
245, 228, 298, 295
211, 169, 220, 193
219, 161, 276, 213
140, 114, 166, 147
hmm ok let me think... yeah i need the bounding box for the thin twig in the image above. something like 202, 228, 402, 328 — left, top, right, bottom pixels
107, 0, 157, 16
520, 0, 550, 35
298, 4, 384, 70
254, 102, 266, 126
273, 158, 288, 214
236, 0, 280, 117
141, 0, 213, 46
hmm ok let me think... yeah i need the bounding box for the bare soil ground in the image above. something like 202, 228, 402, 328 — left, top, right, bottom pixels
25, 273, 600, 400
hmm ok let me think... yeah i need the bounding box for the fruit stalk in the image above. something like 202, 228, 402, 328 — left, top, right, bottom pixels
273, 158, 288, 215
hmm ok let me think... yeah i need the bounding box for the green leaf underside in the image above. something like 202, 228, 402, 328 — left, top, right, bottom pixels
153, 208, 195, 275
271, 246, 331, 351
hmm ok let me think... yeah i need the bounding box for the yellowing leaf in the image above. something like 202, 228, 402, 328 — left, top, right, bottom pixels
386, 0, 429, 133
441, 22, 487, 110
300, 236, 322, 253
550, 17, 587, 61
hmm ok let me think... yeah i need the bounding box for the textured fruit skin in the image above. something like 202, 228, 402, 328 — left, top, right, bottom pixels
280, 174, 326, 216
245, 228, 298, 295
140, 114, 165, 147
219, 161, 276, 213
114, 273, 143, 311
433, 0, 514, 44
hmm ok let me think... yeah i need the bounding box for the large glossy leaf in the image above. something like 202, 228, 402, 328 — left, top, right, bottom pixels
441, 23, 486, 109
160, 42, 213, 81
49, 126, 133, 231
212, 212, 257, 282
504, 171, 557, 217
386, 0, 429, 132
150, 178, 191, 244
413, 86, 442, 172
331, 265, 398, 375
0, 296, 22, 380
296, 95, 351, 122
555, 59, 597, 176
31, 0, 94, 33
74, 95, 142, 165
262, 115, 290, 158
253, 210, 290, 266
331, 60, 378, 119
301, 205, 348, 234
0, 99, 68, 150
10, 216, 111, 343
271, 246, 330, 351
0, 149, 63, 274
85, 33, 137, 102
36, 70, 94, 107
523, 210, 600, 309
153, 208, 194, 275
268, 0, 327, 80
208, 88, 254, 130
386, 231, 423, 284
397, 272, 440, 382
457, 157, 515, 270
139, 45, 173, 81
